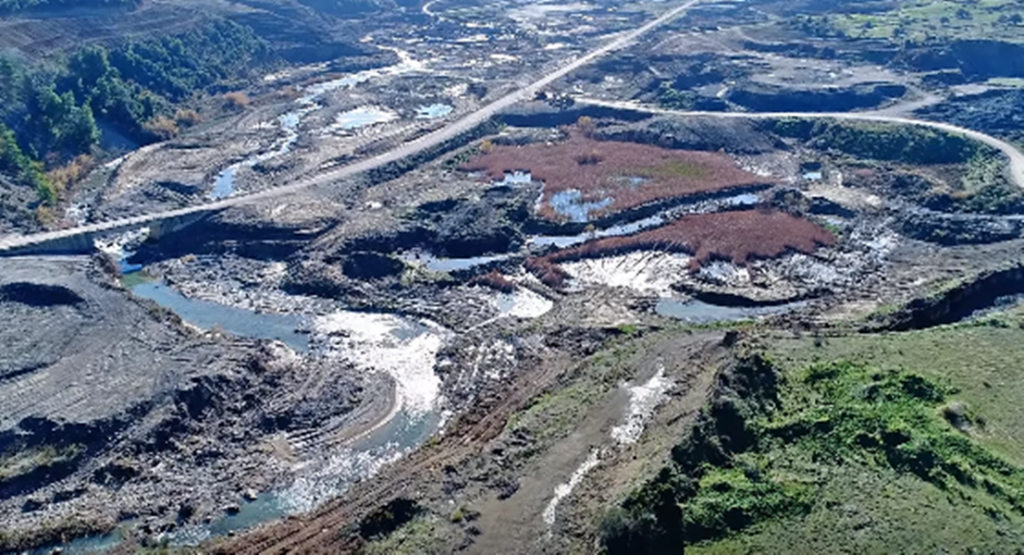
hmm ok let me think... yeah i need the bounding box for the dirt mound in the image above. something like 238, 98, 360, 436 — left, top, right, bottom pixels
0, 283, 85, 307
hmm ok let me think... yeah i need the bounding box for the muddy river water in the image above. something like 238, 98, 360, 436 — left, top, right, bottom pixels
41, 276, 451, 553
47, 43, 805, 552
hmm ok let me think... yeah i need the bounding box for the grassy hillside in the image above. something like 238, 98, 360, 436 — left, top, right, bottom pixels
825, 0, 1024, 43
602, 307, 1024, 554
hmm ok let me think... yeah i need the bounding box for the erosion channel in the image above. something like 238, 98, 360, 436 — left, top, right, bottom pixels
5, 0, 1024, 552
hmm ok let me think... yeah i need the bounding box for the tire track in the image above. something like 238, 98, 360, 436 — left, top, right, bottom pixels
0, 0, 700, 255
576, 98, 1024, 190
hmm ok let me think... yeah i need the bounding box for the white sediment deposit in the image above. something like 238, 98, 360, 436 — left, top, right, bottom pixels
314, 311, 450, 416
611, 366, 671, 446
561, 251, 691, 296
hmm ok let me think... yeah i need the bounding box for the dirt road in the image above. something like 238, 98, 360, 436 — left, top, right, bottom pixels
0, 0, 700, 256
577, 98, 1024, 189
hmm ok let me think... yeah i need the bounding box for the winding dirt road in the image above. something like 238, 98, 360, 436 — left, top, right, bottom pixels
0, 0, 700, 255
578, 98, 1024, 188
4, 0, 1022, 255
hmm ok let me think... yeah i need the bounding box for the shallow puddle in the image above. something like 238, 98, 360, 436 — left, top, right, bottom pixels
326, 106, 398, 133
416, 103, 454, 119
210, 166, 238, 200
548, 189, 614, 222
655, 298, 805, 323
403, 251, 512, 272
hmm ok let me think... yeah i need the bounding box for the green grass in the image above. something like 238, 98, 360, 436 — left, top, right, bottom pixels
685, 466, 813, 541
503, 336, 643, 442
615, 323, 640, 336
770, 309, 1024, 463
362, 516, 444, 555
951, 154, 1024, 214
689, 462, 1024, 554
604, 308, 1024, 553
824, 0, 1024, 43
0, 445, 82, 481
504, 380, 606, 440
687, 354, 1024, 552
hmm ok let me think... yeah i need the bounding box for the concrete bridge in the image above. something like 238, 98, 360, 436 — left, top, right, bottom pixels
5, 0, 1021, 260
0, 210, 213, 257
0, 0, 702, 259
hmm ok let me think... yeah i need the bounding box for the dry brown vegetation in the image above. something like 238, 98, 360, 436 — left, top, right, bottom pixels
462, 133, 768, 220
527, 209, 835, 288
469, 271, 517, 293
143, 116, 179, 140
46, 154, 93, 197
223, 91, 251, 110
174, 108, 202, 128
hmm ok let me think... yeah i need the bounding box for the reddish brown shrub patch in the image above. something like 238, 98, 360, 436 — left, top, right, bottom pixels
524, 258, 573, 289
469, 271, 517, 293
527, 210, 835, 288
462, 134, 767, 220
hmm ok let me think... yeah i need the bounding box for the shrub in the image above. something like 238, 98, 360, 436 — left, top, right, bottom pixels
576, 115, 597, 137
462, 134, 767, 220
46, 154, 93, 196
575, 149, 603, 165
683, 468, 811, 542
468, 271, 517, 293
224, 91, 251, 110
450, 507, 465, 523
174, 108, 202, 128
143, 116, 179, 140
526, 210, 835, 288
359, 498, 421, 539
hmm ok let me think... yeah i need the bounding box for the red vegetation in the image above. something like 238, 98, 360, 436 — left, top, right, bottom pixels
524, 258, 573, 289
462, 134, 768, 220
527, 210, 836, 288
469, 271, 518, 293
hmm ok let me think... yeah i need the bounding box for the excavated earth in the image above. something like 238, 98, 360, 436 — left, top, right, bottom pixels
6, 0, 1024, 552
6, 105, 1024, 552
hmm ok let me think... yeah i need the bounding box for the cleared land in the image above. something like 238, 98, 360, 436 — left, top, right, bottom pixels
462, 133, 767, 221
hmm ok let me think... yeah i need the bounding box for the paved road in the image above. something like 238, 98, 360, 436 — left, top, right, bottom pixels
577, 98, 1024, 189
0, 0, 700, 254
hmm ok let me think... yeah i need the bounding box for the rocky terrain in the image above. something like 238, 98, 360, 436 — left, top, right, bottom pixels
4, 0, 1024, 553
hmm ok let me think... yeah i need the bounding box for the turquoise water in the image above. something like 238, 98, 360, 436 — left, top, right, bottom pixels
655, 298, 804, 323
210, 166, 238, 200
723, 193, 760, 206
416, 103, 454, 119
529, 214, 666, 249
29, 282, 444, 552
193, 407, 440, 542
